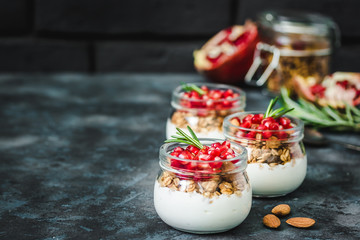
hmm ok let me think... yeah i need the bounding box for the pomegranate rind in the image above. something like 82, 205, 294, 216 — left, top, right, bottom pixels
194, 21, 259, 84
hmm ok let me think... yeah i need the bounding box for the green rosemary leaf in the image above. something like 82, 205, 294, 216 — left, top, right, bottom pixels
181, 83, 205, 95
164, 139, 191, 145
265, 97, 279, 118
187, 126, 200, 142
346, 103, 354, 124
349, 104, 360, 117
265, 96, 293, 119
280, 87, 360, 131
164, 126, 204, 149
176, 128, 203, 149
273, 108, 295, 118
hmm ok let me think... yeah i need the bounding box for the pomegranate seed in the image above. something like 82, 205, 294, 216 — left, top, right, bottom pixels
186, 162, 198, 170
277, 131, 288, 139
209, 161, 222, 169
257, 124, 268, 130
179, 150, 194, 160
208, 147, 220, 157
174, 147, 183, 152
198, 163, 210, 169
245, 131, 256, 139
262, 131, 272, 139
251, 114, 262, 124
211, 142, 221, 148
170, 159, 182, 168
201, 86, 209, 92
223, 89, 234, 98
241, 121, 251, 129
269, 122, 280, 130
200, 146, 209, 154
170, 151, 180, 157
186, 145, 200, 155
235, 131, 245, 138
226, 154, 235, 159
243, 114, 254, 122
222, 100, 232, 108
261, 116, 275, 124
279, 117, 291, 128
190, 91, 200, 99
217, 145, 228, 153
221, 140, 231, 148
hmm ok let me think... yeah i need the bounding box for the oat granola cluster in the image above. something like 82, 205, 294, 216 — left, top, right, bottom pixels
158, 170, 249, 199
248, 140, 291, 166
171, 110, 231, 134
266, 53, 329, 93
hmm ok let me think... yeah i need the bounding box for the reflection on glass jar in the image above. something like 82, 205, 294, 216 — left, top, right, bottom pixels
154, 139, 251, 234
223, 112, 306, 197
245, 10, 340, 95
166, 83, 246, 139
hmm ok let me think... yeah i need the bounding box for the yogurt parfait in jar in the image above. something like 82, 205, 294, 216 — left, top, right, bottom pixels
223, 98, 306, 197
154, 127, 251, 234
166, 83, 245, 139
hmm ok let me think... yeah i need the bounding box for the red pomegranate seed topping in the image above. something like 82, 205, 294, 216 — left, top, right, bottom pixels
251, 114, 262, 124
241, 121, 251, 129
186, 145, 200, 155
181, 84, 240, 110
169, 139, 237, 176
269, 122, 280, 130
222, 140, 231, 148
166, 127, 241, 180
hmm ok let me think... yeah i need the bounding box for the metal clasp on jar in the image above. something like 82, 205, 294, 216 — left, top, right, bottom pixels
245, 42, 331, 87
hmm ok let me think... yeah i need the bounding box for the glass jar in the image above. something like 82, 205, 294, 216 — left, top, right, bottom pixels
166, 83, 245, 139
223, 112, 306, 197
245, 10, 340, 95
153, 139, 251, 234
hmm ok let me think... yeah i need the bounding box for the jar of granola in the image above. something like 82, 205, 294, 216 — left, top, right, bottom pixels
154, 138, 251, 234
223, 112, 306, 197
245, 10, 340, 95
166, 83, 245, 139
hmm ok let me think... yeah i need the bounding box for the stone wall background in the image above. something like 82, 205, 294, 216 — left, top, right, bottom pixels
0, 0, 359, 73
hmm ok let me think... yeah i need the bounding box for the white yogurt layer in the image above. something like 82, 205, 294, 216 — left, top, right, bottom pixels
247, 156, 307, 197
166, 119, 224, 139
154, 181, 252, 234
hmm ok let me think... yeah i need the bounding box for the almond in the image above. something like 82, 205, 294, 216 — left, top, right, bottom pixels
263, 214, 281, 229
286, 217, 315, 228
271, 204, 291, 217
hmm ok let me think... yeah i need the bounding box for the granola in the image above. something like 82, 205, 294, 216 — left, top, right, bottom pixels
158, 170, 249, 199
170, 110, 230, 134
246, 137, 294, 165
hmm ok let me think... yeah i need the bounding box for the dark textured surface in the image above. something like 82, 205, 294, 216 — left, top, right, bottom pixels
0, 73, 359, 240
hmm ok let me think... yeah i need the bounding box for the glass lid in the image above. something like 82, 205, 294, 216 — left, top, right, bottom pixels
258, 10, 337, 36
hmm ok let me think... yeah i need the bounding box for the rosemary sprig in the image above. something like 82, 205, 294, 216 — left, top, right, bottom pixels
280, 88, 360, 131
264, 96, 294, 119
181, 82, 205, 95
165, 126, 204, 149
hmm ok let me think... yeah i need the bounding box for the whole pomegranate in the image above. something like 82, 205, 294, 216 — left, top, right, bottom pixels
193, 21, 259, 84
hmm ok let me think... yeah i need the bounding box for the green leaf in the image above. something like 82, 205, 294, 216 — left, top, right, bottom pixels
181, 83, 205, 95
280, 87, 360, 131
165, 126, 204, 149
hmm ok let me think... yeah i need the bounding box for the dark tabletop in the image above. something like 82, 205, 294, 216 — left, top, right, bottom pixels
0, 74, 359, 240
